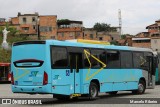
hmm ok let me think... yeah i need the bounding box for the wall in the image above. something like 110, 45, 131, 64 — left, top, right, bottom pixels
39, 16, 57, 39
151, 38, 160, 51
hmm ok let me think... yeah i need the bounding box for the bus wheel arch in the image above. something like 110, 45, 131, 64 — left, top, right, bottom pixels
132, 77, 146, 94
90, 79, 100, 92
139, 77, 146, 88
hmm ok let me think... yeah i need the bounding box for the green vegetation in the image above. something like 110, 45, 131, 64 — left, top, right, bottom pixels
0, 47, 11, 63
57, 19, 70, 24
121, 34, 133, 39
110, 40, 119, 45
93, 22, 117, 32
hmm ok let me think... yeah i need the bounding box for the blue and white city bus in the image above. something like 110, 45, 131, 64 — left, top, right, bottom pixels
11, 40, 158, 99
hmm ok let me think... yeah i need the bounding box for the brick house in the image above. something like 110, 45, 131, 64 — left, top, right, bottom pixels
146, 19, 160, 37
83, 28, 97, 40
57, 20, 83, 40
0, 18, 6, 26
132, 37, 151, 48
0, 18, 7, 31
97, 32, 111, 42
135, 32, 150, 38
10, 12, 57, 39
132, 19, 160, 49
39, 15, 57, 39
10, 17, 20, 30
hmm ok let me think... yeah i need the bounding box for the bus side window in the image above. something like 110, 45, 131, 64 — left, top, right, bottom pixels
133, 52, 144, 69
106, 50, 120, 68
84, 49, 91, 68
143, 52, 152, 71
90, 49, 106, 68
51, 47, 68, 68
120, 51, 133, 68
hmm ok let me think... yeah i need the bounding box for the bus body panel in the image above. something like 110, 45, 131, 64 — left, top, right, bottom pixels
11, 44, 52, 93
82, 69, 142, 94
12, 84, 51, 93
51, 69, 82, 95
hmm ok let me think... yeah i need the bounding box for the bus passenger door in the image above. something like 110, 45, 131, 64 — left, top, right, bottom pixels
69, 53, 82, 94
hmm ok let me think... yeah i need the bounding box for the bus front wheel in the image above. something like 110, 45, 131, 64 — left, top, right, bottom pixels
89, 82, 98, 99
132, 80, 146, 94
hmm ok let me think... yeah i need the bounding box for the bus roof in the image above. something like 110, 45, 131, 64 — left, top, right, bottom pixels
45, 40, 153, 52
13, 40, 153, 52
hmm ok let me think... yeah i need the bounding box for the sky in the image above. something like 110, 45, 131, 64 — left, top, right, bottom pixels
0, 0, 160, 35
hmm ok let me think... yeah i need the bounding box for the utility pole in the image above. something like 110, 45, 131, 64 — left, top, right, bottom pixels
118, 9, 122, 39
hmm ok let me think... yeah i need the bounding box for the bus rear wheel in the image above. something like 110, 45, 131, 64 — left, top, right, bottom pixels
132, 80, 146, 94
89, 82, 98, 99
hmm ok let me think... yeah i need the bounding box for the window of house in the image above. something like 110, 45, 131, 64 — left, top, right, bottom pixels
121, 51, 133, 68
39, 26, 52, 32
51, 47, 68, 68
83, 32, 85, 38
99, 37, 103, 40
111, 37, 114, 40
22, 27, 29, 30
23, 17, 26, 23
106, 50, 120, 68
62, 33, 64, 37
51, 36, 55, 39
33, 25, 36, 30
32, 17, 36, 22
77, 32, 81, 36
49, 27, 52, 31
90, 34, 93, 39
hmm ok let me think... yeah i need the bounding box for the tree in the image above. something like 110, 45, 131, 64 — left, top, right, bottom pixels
57, 19, 70, 24
93, 22, 117, 32
0, 23, 19, 37
0, 26, 5, 36
8, 27, 19, 36
121, 34, 133, 39
0, 47, 11, 62
110, 40, 119, 45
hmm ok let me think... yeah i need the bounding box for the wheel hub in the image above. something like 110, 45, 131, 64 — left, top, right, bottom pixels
138, 84, 144, 93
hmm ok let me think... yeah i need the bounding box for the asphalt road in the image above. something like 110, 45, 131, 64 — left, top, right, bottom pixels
0, 84, 160, 107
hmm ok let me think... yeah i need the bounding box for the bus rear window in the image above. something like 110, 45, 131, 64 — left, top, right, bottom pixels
13, 59, 44, 68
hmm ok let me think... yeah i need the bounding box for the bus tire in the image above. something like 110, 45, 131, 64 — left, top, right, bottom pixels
108, 91, 118, 95
89, 82, 98, 99
132, 80, 146, 94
